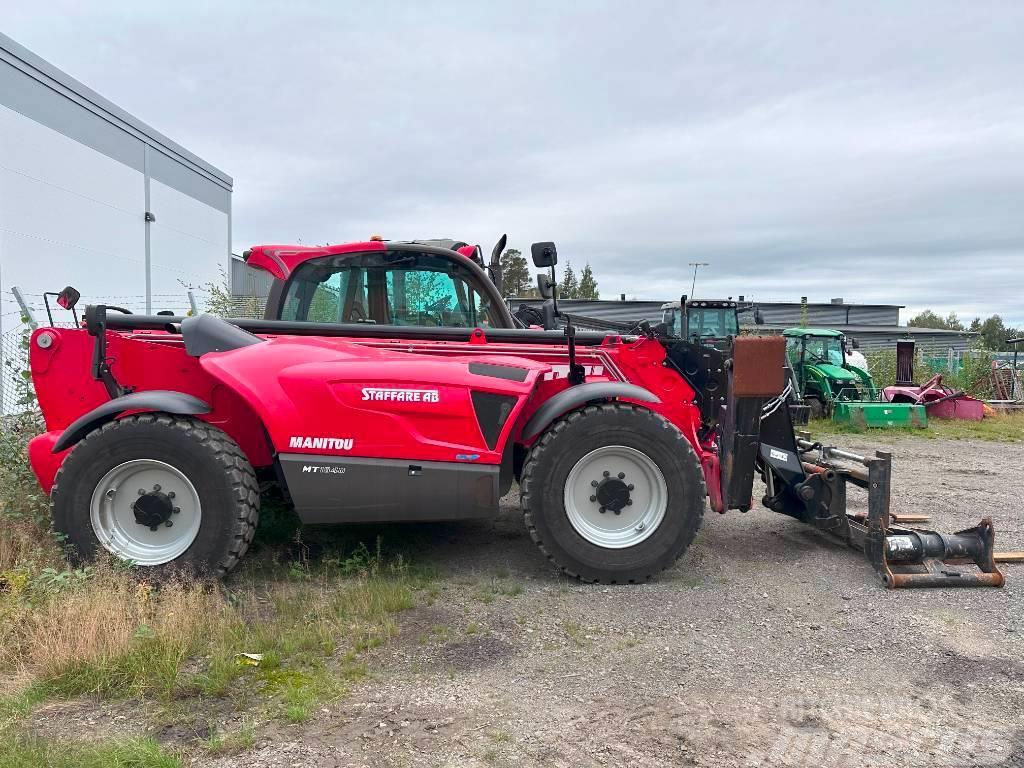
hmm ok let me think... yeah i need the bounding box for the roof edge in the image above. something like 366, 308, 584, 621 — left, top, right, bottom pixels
0, 31, 232, 189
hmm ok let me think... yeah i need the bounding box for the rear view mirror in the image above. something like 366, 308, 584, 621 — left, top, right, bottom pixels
57, 285, 81, 310
531, 242, 558, 268
537, 273, 555, 300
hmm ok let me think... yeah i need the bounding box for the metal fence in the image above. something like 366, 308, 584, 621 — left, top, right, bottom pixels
0, 289, 268, 413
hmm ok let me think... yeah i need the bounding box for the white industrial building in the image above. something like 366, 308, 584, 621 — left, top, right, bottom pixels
0, 31, 232, 326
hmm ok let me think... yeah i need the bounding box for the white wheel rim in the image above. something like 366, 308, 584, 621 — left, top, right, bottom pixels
89, 459, 202, 565
563, 445, 668, 549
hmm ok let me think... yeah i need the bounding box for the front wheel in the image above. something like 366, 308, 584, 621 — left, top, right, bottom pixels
521, 403, 706, 583
50, 414, 259, 576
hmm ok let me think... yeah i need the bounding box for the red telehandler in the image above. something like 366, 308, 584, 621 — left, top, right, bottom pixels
27, 238, 1003, 587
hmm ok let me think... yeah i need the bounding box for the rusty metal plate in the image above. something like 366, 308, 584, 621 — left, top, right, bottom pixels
732, 335, 786, 397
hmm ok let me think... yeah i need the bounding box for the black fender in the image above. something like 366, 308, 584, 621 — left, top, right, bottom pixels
520, 382, 661, 441
52, 391, 211, 453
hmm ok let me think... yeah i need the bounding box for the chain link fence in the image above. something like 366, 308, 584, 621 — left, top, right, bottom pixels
0, 289, 267, 414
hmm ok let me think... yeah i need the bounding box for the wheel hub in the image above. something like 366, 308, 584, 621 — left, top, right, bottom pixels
90, 459, 202, 565
565, 445, 668, 549
593, 473, 634, 514
132, 486, 179, 531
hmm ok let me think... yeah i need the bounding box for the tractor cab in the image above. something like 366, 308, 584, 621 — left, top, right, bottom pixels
659, 298, 746, 351
248, 237, 517, 329
783, 328, 868, 418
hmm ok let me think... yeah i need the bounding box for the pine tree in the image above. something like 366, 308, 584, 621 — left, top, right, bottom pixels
499, 248, 533, 297
559, 262, 579, 299
577, 263, 599, 300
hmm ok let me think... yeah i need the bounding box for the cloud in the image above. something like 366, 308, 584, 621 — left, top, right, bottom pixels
4, 0, 1023, 325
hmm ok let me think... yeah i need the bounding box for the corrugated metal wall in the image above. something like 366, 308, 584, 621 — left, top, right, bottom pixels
511, 298, 903, 329
231, 256, 274, 299
845, 331, 975, 355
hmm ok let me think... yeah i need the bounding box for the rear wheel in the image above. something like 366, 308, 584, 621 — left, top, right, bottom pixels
806, 396, 826, 420
521, 403, 705, 583
51, 414, 259, 576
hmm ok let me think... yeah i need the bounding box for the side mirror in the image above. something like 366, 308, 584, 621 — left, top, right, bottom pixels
57, 285, 81, 310
537, 272, 555, 300
531, 241, 558, 268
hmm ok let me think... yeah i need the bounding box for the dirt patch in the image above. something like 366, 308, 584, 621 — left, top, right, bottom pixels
25, 436, 1021, 768
438, 636, 517, 672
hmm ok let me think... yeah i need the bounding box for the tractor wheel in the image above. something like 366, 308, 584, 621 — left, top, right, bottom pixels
521, 403, 705, 583
50, 414, 259, 577
806, 397, 825, 420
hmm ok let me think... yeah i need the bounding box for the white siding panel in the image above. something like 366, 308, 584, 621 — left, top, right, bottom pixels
0, 103, 144, 316
149, 178, 227, 306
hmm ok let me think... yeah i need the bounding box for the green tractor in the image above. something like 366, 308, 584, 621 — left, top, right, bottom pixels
783, 327, 926, 427
660, 297, 760, 351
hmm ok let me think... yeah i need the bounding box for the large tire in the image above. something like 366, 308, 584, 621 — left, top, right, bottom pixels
521, 403, 705, 583
806, 396, 826, 420
50, 414, 258, 576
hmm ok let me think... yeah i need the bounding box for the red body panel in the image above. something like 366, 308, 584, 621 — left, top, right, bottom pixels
28, 325, 707, 495
245, 241, 387, 280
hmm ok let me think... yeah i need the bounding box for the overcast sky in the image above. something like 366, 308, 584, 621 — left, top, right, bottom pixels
4, 1, 1023, 325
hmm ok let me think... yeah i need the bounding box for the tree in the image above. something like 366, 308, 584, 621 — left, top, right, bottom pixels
499, 248, 533, 297
908, 309, 963, 331
559, 262, 579, 299
577, 263, 599, 300
974, 314, 1012, 351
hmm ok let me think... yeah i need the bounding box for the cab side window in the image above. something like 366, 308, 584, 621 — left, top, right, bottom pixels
280, 251, 498, 328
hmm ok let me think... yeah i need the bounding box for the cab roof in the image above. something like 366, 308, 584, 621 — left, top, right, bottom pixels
243, 238, 476, 281
783, 327, 844, 338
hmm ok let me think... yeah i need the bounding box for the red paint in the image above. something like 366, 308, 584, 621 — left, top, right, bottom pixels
245, 241, 387, 280
28, 325, 711, 495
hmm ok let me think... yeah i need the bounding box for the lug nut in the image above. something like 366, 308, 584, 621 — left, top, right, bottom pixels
165, 520, 173, 528
153, 484, 161, 492
149, 525, 159, 532
603, 471, 610, 477
172, 507, 180, 514
636, 523, 645, 532
627, 484, 634, 491
138, 489, 146, 495
167, 491, 175, 499
617, 472, 625, 479
626, 499, 633, 506
599, 506, 606, 514
591, 480, 599, 488
613, 509, 622, 515
589, 495, 597, 502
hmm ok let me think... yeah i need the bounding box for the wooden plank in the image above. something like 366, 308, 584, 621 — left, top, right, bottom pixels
994, 552, 1024, 563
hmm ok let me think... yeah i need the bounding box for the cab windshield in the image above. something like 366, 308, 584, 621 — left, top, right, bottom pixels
789, 336, 845, 367
688, 307, 739, 338
279, 251, 500, 327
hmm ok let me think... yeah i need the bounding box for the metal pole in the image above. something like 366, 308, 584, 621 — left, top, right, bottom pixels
187, 290, 199, 315
688, 262, 709, 296
144, 145, 152, 315
11, 286, 38, 330
0, 247, 4, 415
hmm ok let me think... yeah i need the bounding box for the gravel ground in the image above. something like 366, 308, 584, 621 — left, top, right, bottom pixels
195, 435, 1024, 768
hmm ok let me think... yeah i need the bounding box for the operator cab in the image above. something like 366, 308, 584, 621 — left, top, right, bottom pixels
660, 298, 745, 351
248, 238, 517, 329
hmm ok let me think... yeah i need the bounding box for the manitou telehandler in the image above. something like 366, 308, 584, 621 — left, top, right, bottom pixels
26, 238, 1004, 588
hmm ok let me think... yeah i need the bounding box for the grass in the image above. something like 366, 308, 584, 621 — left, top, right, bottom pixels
0, 522, 421, 761
0, 735, 181, 768
202, 718, 257, 755
806, 410, 1024, 442
562, 621, 589, 648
